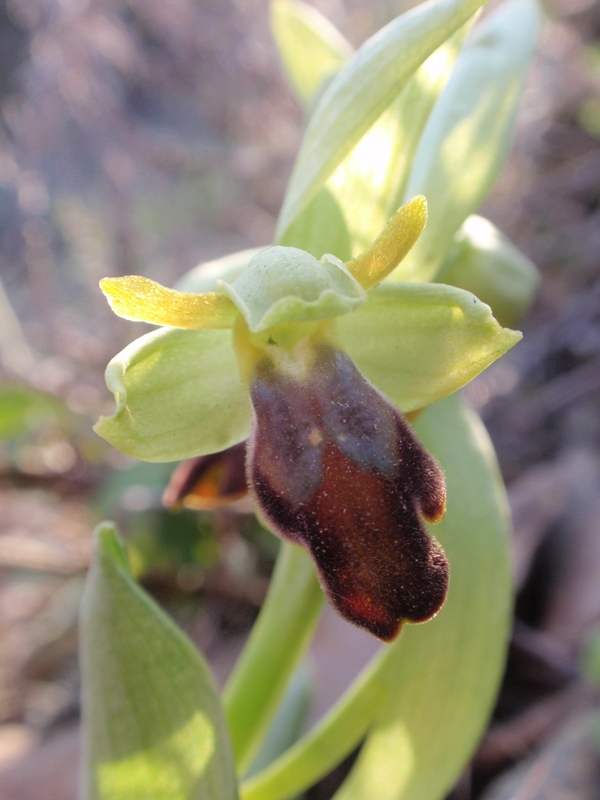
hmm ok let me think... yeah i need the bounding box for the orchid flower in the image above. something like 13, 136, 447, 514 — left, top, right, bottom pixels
95, 195, 520, 641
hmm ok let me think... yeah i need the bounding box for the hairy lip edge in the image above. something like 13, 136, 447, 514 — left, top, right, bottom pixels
247, 344, 448, 642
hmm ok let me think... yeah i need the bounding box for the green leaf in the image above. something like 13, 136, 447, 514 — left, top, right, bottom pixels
393, 0, 542, 283
332, 394, 512, 800
0, 384, 62, 440
220, 246, 365, 332
335, 282, 521, 413
94, 326, 251, 462
279, 25, 469, 261
80, 522, 238, 800
275, 0, 486, 242
270, 0, 353, 104
97, 523, 131, 572
327, 25, 471, 258
176, 248, 264, 294
439, 215, 541, 328
224, 544, 324, 775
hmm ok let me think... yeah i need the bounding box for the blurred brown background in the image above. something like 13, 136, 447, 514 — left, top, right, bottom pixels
1, 0, 600, 797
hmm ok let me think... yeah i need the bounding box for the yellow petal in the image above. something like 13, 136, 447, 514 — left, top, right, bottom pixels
346, 195, 428, 290
100, 276, 237, 330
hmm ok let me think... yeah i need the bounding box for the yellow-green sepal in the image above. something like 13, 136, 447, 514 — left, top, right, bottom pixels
94, 327, 251, 462
335, 282, 521, 413
219, 246, 365, 333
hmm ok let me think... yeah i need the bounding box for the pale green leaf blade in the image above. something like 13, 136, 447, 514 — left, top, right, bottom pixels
80, 523, 238, 800
275, 0, 486, 242
94, 326, 251, 462
279, 25, 469, 260
270, 0, 353, 104
335, 282, 521, 413
394, 0, 542, 282
333, 394, 513, 800
439, 215, 541, 328
324, 24, 471, 258
220, 246, 365, 332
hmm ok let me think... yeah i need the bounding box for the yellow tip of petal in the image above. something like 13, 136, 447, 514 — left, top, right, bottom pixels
100, 275, 237, 330
346, 196, 428, 290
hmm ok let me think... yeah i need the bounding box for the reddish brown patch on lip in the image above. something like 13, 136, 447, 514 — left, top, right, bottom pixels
248, 344, 448, 641
163, 442, 248, 510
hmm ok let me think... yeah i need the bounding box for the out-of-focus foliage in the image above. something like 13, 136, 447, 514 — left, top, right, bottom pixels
0, 385, 62, 440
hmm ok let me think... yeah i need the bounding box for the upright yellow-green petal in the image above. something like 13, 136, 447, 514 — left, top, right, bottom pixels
100, 276, 237, 330
335, 282, 521, 413
439, 215, 541, 328
270, 0, 353, 104
333, 395, 512, 800
275, 0, 486, 242
392, 0, 542, 283
346, 196, 427, 290
94, 327, 251, 462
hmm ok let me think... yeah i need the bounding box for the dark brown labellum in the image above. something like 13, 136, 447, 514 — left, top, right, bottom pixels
248, 343, 449, 641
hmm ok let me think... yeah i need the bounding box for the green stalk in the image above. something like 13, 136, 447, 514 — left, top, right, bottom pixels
240, 649, 389, 800
224, 542, 324, 774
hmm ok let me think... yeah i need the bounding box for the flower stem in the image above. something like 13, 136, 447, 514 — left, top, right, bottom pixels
224, 542, 324, 774
239, 649, 388, 800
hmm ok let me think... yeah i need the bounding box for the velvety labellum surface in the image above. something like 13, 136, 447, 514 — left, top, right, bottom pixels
248, 343, 448, 641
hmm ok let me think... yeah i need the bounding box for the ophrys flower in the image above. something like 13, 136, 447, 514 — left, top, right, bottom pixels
96, 197, 520, 639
